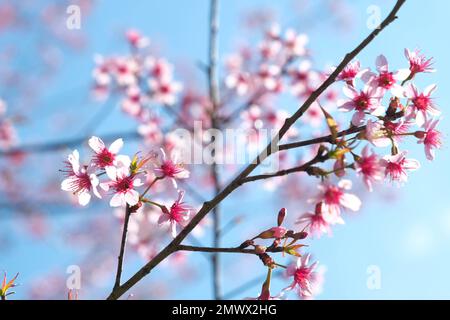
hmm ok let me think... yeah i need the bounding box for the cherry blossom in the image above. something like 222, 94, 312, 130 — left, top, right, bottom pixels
145, 57, 173, 80
283, 29, 308, 57
154, 149, 190, 188
225, 71, 252, 96
405, 83, 440, 127
158, 191, 191, 237
149, 78, 182, 105
297, 202, 341, 238
126, 29, 150, 49
336, 60, 364, 86
100, 166, 143, 207
381, 151, 420, 184
283, 254, 318, 299
89, 136, 131, 170
361, 54, 409, 96
310, 179, 361, 222
338, 85, 384, 125
355, 146, 384, 192
61, 150, 101, 206
405, 48, 435, 76
416, 119, 442, 161
258, 64, 281, 91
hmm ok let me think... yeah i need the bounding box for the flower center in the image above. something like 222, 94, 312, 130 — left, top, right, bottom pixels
113, 176, 133, 193
413, 95, 430, 111
324, 186, 343, 205
94, 149, 115, 168
378, 72, 394, 88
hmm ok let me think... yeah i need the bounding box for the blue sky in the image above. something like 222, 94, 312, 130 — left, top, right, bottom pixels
2, 0, 450, 299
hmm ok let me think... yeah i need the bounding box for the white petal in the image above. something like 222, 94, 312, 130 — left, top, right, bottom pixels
61, 177, 76, 191
109, 138, 124, 154
78, 192, 91, 206
88, 136, 105, 154
110, 193, 124, 207
340, 193, 361, 212
125, 189, 139, 206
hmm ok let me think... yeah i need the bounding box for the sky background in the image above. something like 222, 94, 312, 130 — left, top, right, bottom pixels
2, 0, 450, 299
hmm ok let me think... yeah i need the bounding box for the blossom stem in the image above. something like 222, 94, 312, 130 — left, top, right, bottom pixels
140, 176, 162, 199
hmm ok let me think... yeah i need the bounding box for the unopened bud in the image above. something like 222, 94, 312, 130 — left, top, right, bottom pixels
277, 208, 286, 226
414, 131, 426, 139
239, 239, 254, 249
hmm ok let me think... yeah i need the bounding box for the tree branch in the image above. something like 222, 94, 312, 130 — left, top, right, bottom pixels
105, 0, 406, 300
240, 152, 328, 184
177, 244, 283, 255
113, 205, 132, 290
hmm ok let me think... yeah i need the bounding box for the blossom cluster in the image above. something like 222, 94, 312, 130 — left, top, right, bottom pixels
297, 49, 442, 239
60, 136, 192, 238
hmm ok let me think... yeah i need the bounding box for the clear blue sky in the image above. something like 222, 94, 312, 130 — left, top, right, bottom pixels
2, 0, 450, 299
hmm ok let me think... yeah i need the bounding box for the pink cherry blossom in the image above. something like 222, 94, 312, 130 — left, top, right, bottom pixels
113, 57, 138, 87
405, 83, 440, 127
100, 166, 143, 207
61, 150, 101, 206
145, 57, 173, 81
258, 64, 281, 91
355, 146, 384, 192
138, 118, 164, 146
88, 136, 131, 170
125, 29, 150, 49
417, 119, 442, 161
289, 60, 320, 97
148, 78, 182, 105
297, 202, 343, 238
283, 254, 318, 299
225, 71, 251, 96
283, 29, 308, 57
361, 54, 409, 96
336, 60, 364, 86
121, 86, 145, 117
259, 39, 282, 60
339, 85, 384, 125
381, 151, 420, 183
311, 179, 361, 222
154, 149, 190, 188
405, 48, 435, 76
158, 191, 191, 238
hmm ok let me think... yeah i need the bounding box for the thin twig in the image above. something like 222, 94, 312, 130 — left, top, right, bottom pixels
113, 205, 132, 290
177, 244, 283, 255
106, 0, 406, 300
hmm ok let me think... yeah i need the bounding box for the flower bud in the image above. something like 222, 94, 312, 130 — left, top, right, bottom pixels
414, 131, 426, 139
277, 208, 286, 226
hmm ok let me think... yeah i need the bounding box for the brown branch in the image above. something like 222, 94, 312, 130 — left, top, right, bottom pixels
240, 152, 328, 184
177, 244, 283, 255
106, 0, 406, 300
279, 111, 404, 152
113, 205, 132, 290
